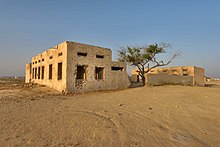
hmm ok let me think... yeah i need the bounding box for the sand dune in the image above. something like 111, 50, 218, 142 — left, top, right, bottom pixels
0, 80, 220, 146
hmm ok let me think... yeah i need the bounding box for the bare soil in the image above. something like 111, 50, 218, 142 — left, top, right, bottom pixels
0, 79, 220, 146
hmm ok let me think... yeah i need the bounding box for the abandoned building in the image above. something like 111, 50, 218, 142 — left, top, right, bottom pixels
132, 66, 205, 86
25, 41, 130, 93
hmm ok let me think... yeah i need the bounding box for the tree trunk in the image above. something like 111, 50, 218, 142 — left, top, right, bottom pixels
142, 76, 146, 86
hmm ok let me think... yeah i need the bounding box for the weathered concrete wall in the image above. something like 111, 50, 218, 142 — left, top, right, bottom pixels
132, 66, 204, 86
26, 41, 130, 93
146, 74, 193, 86
25, 63, 31, 83
66, 42, 130, 93
30, 42, 67, 92
193, 67, 205, 86
110, 61, 130, 89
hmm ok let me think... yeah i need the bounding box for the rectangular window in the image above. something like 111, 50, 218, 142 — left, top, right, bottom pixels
95, 67, 104, 80
77, 52, 87, 57
38, 60, 41, 63
38, 67, 40, 79
35, 61, 37, 64
30, 63, 32, 75
42, 58, 44, 62
58, 62, 62, 80
32, 68, 34, 78
76, 65, 87, 80
96, 55, 104, 59
111, 66, 123, 71
35, 67, 37, 79
58, 52, 63, 56
49, 56, 53, 59
42, 66, 44, 79
49, 64, 52, 80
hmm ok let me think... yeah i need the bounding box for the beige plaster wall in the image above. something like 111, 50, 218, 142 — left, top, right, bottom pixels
26, 41, 130, 93
193, 67, 205, 86
25, 63, 31, 83
146, 74, 193, 86
66, 42, 130, 93
132, 66, 204, 86
30, 42, 67, 92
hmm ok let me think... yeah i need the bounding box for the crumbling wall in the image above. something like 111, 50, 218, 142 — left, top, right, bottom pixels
66, 42, 130, 93
30, 42, 68, 92
146, 74, 193, 86
193, 67, 205, 86
25, 63, 31, 83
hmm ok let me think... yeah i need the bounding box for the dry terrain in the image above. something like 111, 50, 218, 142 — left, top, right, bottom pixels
0, 79, 220, 146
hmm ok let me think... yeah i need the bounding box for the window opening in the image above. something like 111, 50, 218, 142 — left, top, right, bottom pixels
42, 66, 44, 79
32, 68, 34, 78
58, 52, 63, 56
38, 67, 40, 79
58, 63, 62, 80
95, 67, 104, 80
77, 52, 87, 57
96, 55, 104, 58
76, 65, 87, 80
49, 64, 52, 79
111, 66, 123, 71
35, 67, 37, 79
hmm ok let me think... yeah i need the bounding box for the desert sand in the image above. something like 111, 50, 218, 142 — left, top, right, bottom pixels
0, 79, 220, 146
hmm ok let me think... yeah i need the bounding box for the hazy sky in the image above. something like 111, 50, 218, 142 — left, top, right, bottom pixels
0, 0, 220, 78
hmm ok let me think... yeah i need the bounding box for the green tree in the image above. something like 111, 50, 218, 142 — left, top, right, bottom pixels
118, 43, 179, 86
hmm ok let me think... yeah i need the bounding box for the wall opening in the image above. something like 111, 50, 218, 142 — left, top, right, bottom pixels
49, 56, 53, 59
49, 64, 52, 80
77, 52, 87, 57
42, 66, 44, 79
58, 52, 63, 56
38, 67, 40, 79
96, 55, 104, 59
95, 67, 104, 80
137, 75, 140, 82
111, 66, 124, 71
183, 74, 189, 76
76, 65, 87, 80
58, 62, 62, 80
32, 68, 34, 78
35, 67, 37, 79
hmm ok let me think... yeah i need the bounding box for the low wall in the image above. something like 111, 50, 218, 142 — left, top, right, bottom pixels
146, 74, 193, 86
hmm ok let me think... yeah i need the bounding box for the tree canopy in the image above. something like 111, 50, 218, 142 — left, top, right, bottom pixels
118, 43, 179, 86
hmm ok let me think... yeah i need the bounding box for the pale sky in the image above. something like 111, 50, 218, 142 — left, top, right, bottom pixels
0, 0, 219, 78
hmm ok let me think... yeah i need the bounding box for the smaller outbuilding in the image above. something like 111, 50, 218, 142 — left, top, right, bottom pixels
132, 66, 205, 86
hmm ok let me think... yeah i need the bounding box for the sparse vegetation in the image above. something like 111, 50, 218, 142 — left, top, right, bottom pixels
118, 43, 179, 86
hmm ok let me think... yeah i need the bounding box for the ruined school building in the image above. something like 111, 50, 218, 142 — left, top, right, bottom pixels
25, 41, 130, 93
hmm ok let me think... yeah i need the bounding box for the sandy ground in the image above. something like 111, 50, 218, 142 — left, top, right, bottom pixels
0, 79, 220, 147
